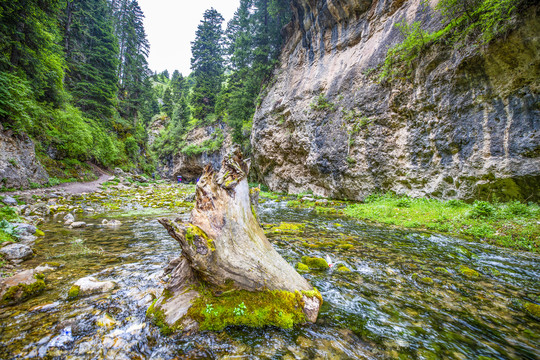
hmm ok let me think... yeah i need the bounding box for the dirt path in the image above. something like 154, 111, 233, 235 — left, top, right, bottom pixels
6, 168, 113, 196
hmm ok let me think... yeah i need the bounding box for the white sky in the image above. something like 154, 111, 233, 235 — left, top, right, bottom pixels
138, 0, 240, 76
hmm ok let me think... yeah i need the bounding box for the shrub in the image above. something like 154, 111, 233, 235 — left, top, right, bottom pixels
504, 201, 531, 216
468, 201, 494, 218
310, 94, 335, 112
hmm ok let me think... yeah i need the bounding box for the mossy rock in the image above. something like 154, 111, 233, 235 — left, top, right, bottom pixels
270, 222, 305, 233
459, 266, 480, 279
187, 288, 320, 331
338, 244, 354, 250
301, 256, 329, 269
418, 277, 434, 285
296, 263, 309, 272
336, 265, 351, 273
1, 274, 46, 305
523, 302, 540, 319
67, 285, 80, 299
434, 267, 449, 274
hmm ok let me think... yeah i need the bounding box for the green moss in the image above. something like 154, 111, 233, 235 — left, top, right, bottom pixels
459, 266, 480, 279
337, 265, 351, 272
146, 299, 178, 335
301, 256, 329, 269
187, 288, 309, 331
186, 224, 215, 252
338, 244, 354, 250
296, 263, 309, 272
434, 267, 449, 274
418, 277, 434, 285
1, 275, 46, 304
67, 284, 80, 299
35, 229, 45, 237
523, 302, 540, 318
270, 222, 305, 233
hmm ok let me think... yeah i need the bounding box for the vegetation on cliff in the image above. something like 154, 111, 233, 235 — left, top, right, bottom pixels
381, 0, 530, 80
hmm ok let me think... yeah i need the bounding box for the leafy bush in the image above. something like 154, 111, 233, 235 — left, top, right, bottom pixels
0, 220, 19, 238
446, 199, 466, 208
0, 206, 19, 222
468, 201, 495, 218
395, 198, 412, 208
504, 201, 531, 217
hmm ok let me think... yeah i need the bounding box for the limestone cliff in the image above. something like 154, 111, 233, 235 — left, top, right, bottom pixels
159, 123, 234, 182
251, 0, 540, 201
0, 125, 49, 189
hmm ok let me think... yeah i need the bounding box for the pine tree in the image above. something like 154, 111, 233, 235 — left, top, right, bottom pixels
162, 87, 173, 118
62, 0, 119, 122
190, 8, 225, 121
113, 0, 150, 119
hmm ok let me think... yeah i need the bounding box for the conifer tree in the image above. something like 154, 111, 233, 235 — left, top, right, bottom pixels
62, 0, 119, 122
190, 8, 225, 121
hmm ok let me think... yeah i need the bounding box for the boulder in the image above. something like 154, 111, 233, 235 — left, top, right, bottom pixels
11, 223, 37, 236
0, 243, 33, 261
69, 222, 86, 229
68, 276, 116, 298
2, 195, 17, 206
63, 213, 75, 226
0, 269, 46, 304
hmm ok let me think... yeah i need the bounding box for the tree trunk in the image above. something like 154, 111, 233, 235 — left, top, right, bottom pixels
152, 147, 321, 333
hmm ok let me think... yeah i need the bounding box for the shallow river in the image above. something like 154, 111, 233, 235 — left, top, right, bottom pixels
0, 190, 538, 359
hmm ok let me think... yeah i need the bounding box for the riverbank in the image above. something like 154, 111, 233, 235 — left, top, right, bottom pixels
344, 194, 539, 253
281, 192, 539, 253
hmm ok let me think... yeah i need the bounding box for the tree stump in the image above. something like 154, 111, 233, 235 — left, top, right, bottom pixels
150, 148, 322, 334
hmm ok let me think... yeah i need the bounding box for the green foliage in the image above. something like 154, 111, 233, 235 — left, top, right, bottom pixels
380, 0, 525, 81
190, 8, 225, 120
310, 94, 336, 112
468, 201, 495, 218
233, 302, 247, 316
0, 206, 20, 222
180, 128, 224, 157
345, 193, 540, 252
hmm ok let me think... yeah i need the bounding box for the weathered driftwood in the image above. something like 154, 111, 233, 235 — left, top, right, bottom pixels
151, 148, 321, 333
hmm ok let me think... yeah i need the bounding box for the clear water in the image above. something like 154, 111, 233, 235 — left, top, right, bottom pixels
0, 189, 538, 359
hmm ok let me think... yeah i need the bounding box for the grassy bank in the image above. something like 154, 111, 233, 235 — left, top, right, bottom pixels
343, 193, 539, 253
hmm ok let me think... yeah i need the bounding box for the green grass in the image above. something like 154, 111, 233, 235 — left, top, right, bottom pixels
344, 193, 539, 252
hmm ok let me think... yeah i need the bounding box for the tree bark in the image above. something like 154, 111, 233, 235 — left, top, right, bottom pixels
154, 147, 321, 332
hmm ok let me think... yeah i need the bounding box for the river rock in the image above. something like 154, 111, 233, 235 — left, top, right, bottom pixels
2, 195, 17, 206
0, 243, 33, 261
63, 213, 75, 225
69, 276, 116, 298
0, 269, 45, 304
102, 219, 122, 227
29, 203, 50, 217
12, 223, 36, 236
69, 221, 87, 229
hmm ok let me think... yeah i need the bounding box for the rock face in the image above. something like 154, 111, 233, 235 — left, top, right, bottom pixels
162, 122, 234, 182
0, 125, 49, 189
251, 0, 540, 201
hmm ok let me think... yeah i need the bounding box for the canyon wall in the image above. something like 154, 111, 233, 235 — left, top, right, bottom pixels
251, 0, 540, 201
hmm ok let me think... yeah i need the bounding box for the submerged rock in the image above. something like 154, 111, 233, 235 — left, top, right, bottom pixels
63, 213, 75, 226
69, 221, 87, 229
68, 276, 116, 298
102, 219, 122, 227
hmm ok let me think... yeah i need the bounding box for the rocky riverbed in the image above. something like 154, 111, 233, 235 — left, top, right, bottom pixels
0, 183, 538, 359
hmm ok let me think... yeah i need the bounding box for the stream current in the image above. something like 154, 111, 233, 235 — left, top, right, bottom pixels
0, 189, 538, 359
